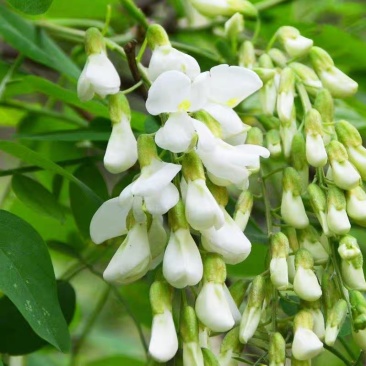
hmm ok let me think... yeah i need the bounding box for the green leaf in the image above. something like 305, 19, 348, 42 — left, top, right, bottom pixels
12, 174, 65, 222
7, 0, 54, 15
0, 140, 101, 205
0, 5, 80, 79
86, 356, 145, 366
0, 210, 71, 352
17, 130, 111, 141
279, 295, 300, 316
0, 280, 76, 355
69, 163, 108, 239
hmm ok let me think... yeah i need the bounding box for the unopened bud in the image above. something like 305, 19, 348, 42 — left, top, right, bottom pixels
268, 48, 288, 68
266, 129, 282, 157
314, 88, 334, 144
277, 26, 313, 58
260, 78, 277, 115
225, 13, 244, 41
304, 109, 327, 168
327, 140, 361, 190
350, 290, 366, 331
137, 134, 158, 167
277, 67, 295, 124
290, 62, 322, 96
270, 233, 289, 290
281, 168, 309, 229
269, 332, 286, 366
321, 269, 341, 318
298, 225, 329, 265
346, 186, 366, 224
239, 41, 256, 68
280, 107, 297, 158
254, 67, 276, 83
307, 184, 329, 235
246, 127, 263, 146
85, 27, 106, 55
150, 280, 172, 315
290, 133, 308, 189
325, 299, 347, 346
294, 249, 322, 301
327, 186, 351, 236
202, 347, 220, 366
229, 280, 248, 308
234, 191, 253, 231
181, 306, 199, 343
239, 275, 265, 343
146, 24, 170, 49
219, 326, 242, 365
310, 47, 358, 98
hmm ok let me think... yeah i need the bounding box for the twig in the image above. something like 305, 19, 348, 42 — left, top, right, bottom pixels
323, 344, 353, 366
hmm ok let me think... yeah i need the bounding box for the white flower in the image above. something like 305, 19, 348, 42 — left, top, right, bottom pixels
90, 197, 128, 244
77, 52, 120, 101
184, 178, 224, 230
148, 45, 200, 82
327, 204, 351, 236
104, 115, 137, 174
201, 207, 251, 264
347, 145, 366, 180
103, 222, 151, 283
277, 68, 295, 124
341, 260, 366, 291
310, 308, 325, 340
293, 266, 322, 301
330, 160, 360, 190
146, 70, 210, 115
183, 342, 204, 366
195, 282, 235, 332
346, 187, 366, 222
260, 79, 277, 116
163, 228, 203, 288
292, 327, 323, 360
277, 26, 313, 58
319, 67, 358, 98
306, 134, 327, 168
281, 190, 309, 229
239, 305, 262, 344
190, 0, 257, 18
149, 309, 178, 362
270, 257, 288, 290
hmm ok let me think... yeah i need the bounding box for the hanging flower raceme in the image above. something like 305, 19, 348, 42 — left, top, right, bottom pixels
77, 28, 120, 101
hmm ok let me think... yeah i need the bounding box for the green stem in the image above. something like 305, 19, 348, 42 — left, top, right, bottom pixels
0, 54, 24, 100
0, 156, 100, 177
262, 166, 287, 180
119, 0, 149, 30
252, 16, 262, 44
122, 80, 143, 94
354, 351, 364, 366
323, 344, 352, 366
136, 37, 147, 63
69, 286, 111, 366
44, 18, 110, 30
255, 0, 291, 11
102, 4, 112, 36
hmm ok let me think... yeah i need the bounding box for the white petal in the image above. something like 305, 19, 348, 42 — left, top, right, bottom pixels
327, 206, 350, 236
191, 119, 216, 152
163, 228, 203, 288
104, 117, 137, 174
341, 261, 366, 290
306, 134, 327, 168
239, 306, 262, 344
146, 71, 192, 115
185, 179, 225, 230
208, 64, 263, 107
131, 158, 181, 196
90, 197, 130, 244
284, 36, 313, 58
320, 67, 358, 98
293, 266, 322, 301
203, 103, 249, 143
155, 112, 196, 153
223, 284, 241, 324
331, 160, 360, 190
103, 223, 151, 283
281, 190, 309, 229
292, 327, 323, 361
195, 282, 235, 332
183, 342, 204, 366
148, 45, 200, 81
83, 53, 120, 98
270, 257, 289, 290
148, 215, 168, 269
311, 308, 325, 340
149, 310, 178, 362
301, 238, 329, 265
348, 145, 366, 180
144, 183, 180, 215
190, 72, 210, 111
201, 208, 252, 264
77, 66, 94, 101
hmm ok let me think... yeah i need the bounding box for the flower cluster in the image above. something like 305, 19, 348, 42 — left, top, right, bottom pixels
77, 5, 366, 362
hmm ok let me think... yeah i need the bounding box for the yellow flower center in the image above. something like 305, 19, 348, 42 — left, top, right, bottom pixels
226, 98, 238, 107
178, 99, 191, 111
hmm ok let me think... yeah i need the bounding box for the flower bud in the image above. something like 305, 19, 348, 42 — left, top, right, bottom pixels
104, 93, 137, 173
219, 327, 242, 366
191, 0, 258, 18
283, 227, 298, 283
292, 310, 323, 360
324, 299, 347, 346
307, 184, 330, 236
254, 67, 276, 83
229, 280, 248, 307
234, 191, 253, 231
281, 168, 309, 229
195, 254, 236, 332
225, 13, 244, 42
301, 300, 325, 340
338, 237, 366, 291
279, 106, 297, 158
298, 226, 329, 264
277, 67, 295, 124
260, 78, 277, 116
321, 269, 341, 318
77, 28, 120, 101
202, 347, 220, 366
238, 40, 256, 68
294, 249, 322, 301
269, 332, 286, 366
149, 281, 178, 362
290, 133, 308, 190
310, 47, 358, 98
350, 290, 366, 331
270, 233, 289, 290
268, 48, 288, 68
182, 152, 225, 230
277, 26, 313, 58
314, 89, 335, 144
290, 62, 322, 96
266, 129, 282, 157
304, 109, 327, 168
239, 275, 265, 343
326, 186, 351, 236
181, 306, 204, 366
327, 140, 361, 190
335, 120, 366, 180
146, 24, 170, 49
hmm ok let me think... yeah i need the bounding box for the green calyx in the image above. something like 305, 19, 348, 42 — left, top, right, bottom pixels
203, 254, 226, 283
146, 24, 170, 49
168, 200, 189, 231
85, 27, 105, 55
290, 133, 307, 171
335, 120, 362, 148
192, 110, 222, 138
150, 280, 172, 314
283, 167, 302, 196
182, 151, 205, 182
295, 248, 314, 270
327, 185, 346, 211
247, 275, 265, 309
207, 180, 228, 207
271, 232, 289, 259
109, 93, 131, 125
269, 332, 286, 365
308, 183, 326, 214
137, 134, 158, 167
180, 306, 199, 343
294, 310, 313, 331
220, 326, 241, 354
309, 46, 334, 72
304, 108, 323, 136
246, 127, 264, 146
314, 89, 334, 123
327, 140, 349, 163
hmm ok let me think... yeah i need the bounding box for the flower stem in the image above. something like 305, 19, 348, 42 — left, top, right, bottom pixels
323, 344, 353, 366
119, 0, 149, 30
